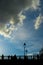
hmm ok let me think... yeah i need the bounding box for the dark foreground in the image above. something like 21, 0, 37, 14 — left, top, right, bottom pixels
0, 59, 43, 65
0, 50, 43, 65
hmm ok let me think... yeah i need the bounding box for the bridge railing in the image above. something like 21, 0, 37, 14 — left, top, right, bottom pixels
0, 55, 38, 60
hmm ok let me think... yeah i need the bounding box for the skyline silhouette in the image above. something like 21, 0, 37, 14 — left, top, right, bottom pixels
0, 47, 43, 65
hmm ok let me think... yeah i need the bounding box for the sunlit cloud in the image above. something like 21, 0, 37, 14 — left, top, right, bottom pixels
31, 0, 40, 10
0, 30, 10, 38
34, 14, 43, 29
0, 0, 40, 38
18, 11, 26, 25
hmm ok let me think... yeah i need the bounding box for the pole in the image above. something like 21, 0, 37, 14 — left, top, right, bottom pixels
24, 43, 26, 56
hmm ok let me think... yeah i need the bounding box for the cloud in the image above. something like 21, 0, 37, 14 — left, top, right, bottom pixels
15, 31, 28, 40
34, 14, 43, 29
31, 0, 40, 10
0, 0, 40, 38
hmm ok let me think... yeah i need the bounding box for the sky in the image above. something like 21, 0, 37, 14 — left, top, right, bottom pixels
0, 0, 43, 56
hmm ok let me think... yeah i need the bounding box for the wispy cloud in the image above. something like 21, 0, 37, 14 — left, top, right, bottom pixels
34, 14, 43, 29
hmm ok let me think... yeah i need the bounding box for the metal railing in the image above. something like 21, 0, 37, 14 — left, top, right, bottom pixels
0, 55, 38, 60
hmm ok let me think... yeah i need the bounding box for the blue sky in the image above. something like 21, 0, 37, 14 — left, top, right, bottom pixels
0, 0, 43, 55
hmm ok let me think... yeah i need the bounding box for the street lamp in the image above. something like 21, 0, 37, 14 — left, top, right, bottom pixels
24, 43, 26, 56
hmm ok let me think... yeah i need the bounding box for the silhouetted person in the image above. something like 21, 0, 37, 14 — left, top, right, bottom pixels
19, 56, 21, 60
11, 55, 17, 61
40, 53, 43, 59
39, 48, 43, 59
13, 55, 17, 60
2, 54, 4, 60
11, 55, 13, 60
24, 56, 27, 60
33, 55, 35, 60
8, 55, 10, 60
37, 54, 39, 59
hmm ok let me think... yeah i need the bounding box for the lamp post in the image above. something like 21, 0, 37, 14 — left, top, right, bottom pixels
25, 49, 28, 56
24, 43, 26, 56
